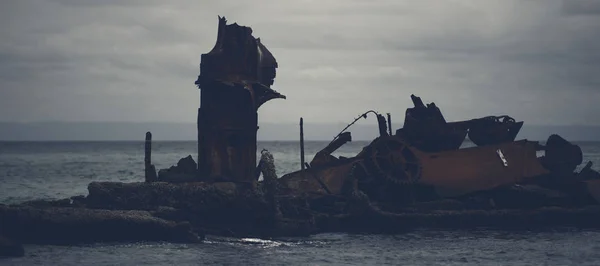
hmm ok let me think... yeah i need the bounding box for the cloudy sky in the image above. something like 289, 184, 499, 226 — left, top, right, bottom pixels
1, 0, 599, 126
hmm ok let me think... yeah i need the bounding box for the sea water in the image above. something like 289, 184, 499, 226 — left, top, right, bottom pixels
2, 141, 600, 265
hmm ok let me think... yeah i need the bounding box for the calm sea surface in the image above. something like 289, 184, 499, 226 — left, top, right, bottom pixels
2, 141, 600, 265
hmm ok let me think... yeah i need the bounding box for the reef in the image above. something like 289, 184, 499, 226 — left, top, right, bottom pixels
2, 16, 600, 250
0, 204, 202, 245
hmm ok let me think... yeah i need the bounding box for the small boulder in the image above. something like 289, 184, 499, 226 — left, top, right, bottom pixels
158, 155, 198, 183
177, 155, 197, 174
70, 195, 87, 207
0, 235, 24, 258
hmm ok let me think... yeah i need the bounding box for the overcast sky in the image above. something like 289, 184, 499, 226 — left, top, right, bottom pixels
1, 0, 599, 126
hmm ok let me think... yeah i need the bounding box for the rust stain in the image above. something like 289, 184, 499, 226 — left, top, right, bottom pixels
417, 140, 550, 197
195, 17, 285, 182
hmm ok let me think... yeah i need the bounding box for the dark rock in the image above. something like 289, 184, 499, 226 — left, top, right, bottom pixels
86, 181, 241, 211
157, 155, 198, 183
0, 235, 24, 258
540, 134, 583, 175
13, 195, 88, 209
86, 181, 276, 237
157, 171, 197, 183
177, 155, 197, 174
70, 195, 87, 207
78, 179, 600, 238
0, 205, 203, 245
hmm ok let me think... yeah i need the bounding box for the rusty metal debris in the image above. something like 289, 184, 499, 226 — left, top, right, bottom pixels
468, 115, 523, 146
279, 93, 589, 203
395, 94, 525, 152
194, 16, 285, 182
171, 17, 596, 209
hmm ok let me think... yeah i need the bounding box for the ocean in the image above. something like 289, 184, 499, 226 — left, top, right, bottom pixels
2, 140, 600, 265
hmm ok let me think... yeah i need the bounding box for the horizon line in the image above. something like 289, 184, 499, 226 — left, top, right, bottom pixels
3, 138, 598, 142
1, 121, 600, 127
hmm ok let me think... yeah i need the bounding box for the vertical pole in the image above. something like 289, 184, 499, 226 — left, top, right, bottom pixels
144, 131, 156, 182
300, 117, 305, 170
387, 113, 392, 136
145, 132, 152, 167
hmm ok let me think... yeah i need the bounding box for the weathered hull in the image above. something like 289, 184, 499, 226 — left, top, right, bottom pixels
416, 140, 549, 197
279, 158, 360, 196
279, 135, 554, 200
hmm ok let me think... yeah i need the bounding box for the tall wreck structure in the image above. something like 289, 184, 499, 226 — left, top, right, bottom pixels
194, 16, 285, 182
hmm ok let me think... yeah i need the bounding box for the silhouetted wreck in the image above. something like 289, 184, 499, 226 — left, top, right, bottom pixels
3, 17, 600, 251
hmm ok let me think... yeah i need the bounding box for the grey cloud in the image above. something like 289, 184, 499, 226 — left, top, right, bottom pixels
48, 0, 163, 7
0, 0, 598, 127
562, 0, 600, 15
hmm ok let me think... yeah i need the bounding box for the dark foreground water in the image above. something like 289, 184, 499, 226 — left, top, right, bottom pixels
2, 141, 600, 265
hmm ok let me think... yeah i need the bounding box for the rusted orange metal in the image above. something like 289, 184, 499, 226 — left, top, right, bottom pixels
415, 139, 549, 197
310, 132, 352, 167
279, 159, 359, 195
195, 17, 285, 182
280, 120, 580, 200
352, 135, 551, 197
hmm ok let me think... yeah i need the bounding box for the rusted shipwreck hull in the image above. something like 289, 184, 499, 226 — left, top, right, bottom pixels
280, 135, 552, 198
279, 98, 585, 202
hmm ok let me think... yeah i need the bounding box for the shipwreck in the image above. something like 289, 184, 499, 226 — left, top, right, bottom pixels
2, 17, 600, 256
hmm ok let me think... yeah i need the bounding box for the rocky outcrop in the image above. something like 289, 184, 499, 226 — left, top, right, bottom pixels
0, 205, 203, 245
85, 181, 283, 237
16, 195, 87, 208
87, 181, 246, 211
4, 178, 600, 241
